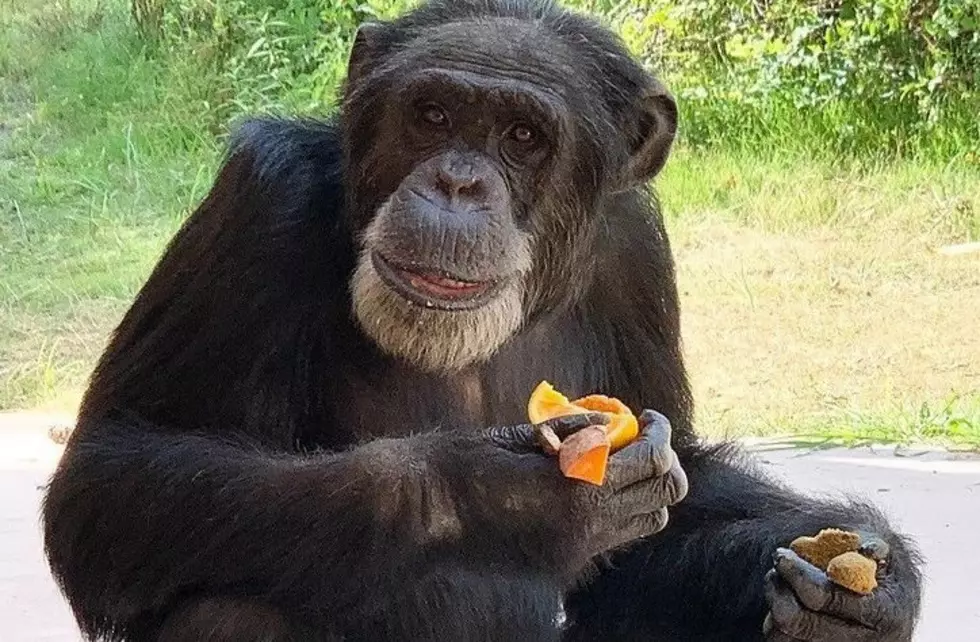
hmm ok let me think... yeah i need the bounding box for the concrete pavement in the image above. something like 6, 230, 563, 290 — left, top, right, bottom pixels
1, 414, 978, 641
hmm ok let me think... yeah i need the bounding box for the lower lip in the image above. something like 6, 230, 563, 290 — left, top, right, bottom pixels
398, 270, 490, 299
372, 253, 496, 309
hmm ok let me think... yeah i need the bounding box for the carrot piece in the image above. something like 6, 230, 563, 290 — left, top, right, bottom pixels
558, 427, 611, 486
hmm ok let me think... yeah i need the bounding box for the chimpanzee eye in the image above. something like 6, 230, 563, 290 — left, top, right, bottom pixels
419, 104, 448, 127
509, 123, 536, 144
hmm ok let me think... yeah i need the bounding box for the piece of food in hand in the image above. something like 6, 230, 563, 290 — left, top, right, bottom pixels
789, 528, 862, 570
571, 394, 639, 450
534, 423, 563, 456
527, 381, 639, 450
789, 528, 879, 595
557, 426, 612, 485
826, 551, 878, 595
527, 381, 640, 485
528, 380, 576, 424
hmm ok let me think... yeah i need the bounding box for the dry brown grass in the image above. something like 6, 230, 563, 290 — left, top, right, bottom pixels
662, 154, 980, 441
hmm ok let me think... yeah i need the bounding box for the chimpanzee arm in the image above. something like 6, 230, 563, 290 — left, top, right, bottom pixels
45, 415, 689, 640
564, 445, 923, 641
43, 421, 433, 638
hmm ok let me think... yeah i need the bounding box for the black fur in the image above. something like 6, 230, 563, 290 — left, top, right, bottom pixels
42, 1, 922, 641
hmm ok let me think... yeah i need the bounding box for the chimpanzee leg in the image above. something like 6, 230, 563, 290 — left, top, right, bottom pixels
155, 598, 309, 642
356, 568, 565, 642
154, 570, 563, 642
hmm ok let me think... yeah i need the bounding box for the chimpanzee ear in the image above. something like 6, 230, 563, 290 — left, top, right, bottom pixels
346, 22, 389, 88
618, 84, 678, 189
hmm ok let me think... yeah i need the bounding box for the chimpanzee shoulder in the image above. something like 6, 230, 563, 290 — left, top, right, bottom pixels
228, 117, 340, 182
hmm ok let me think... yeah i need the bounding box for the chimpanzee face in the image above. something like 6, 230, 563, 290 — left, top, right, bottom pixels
342, 17, 676, 372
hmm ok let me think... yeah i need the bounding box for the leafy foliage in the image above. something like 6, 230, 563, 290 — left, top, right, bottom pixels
608, 0, 979, 157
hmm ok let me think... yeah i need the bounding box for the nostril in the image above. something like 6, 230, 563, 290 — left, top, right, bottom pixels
435, 168, 483, 200
457, 177, 484, 199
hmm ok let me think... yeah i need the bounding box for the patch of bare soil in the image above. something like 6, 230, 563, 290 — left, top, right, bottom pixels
673, 219, 980, 437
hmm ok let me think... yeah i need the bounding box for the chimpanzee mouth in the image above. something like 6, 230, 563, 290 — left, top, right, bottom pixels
371, 252, 502, 311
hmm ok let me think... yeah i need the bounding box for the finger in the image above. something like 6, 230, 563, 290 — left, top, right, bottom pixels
539, 413, 610, 439
606, 415, 675, 489
774, 549, 884, 629
488, 415, 611, 453
625, 455, 688, 506
766, 573, 876, 641
607, 462, 687, 516
606, 507, 670, 550
773, 549, 834, 611
636, 410, 673, 463
856, 533, 890, 569
486, 424, 538, 452
662, 456, 689, 505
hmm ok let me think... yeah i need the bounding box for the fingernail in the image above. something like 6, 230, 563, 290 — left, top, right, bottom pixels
773, 548, 789, 565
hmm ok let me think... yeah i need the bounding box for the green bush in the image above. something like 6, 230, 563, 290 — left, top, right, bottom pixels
131, 0, 980, 160
609, 0, 979, 157
130, 0, 417, 122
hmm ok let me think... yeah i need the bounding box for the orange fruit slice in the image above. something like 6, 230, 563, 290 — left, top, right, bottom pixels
570, 394, 639, 450
527, 381, 639, 451
527, 381, 575, 425
526, 381, 641, 485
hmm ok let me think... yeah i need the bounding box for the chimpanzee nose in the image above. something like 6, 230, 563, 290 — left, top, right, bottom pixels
434, 156, 487, 202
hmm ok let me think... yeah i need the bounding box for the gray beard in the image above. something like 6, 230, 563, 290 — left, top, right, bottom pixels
350, 216, 528, 373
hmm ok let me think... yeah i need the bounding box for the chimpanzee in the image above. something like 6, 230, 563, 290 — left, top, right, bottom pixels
42, 1, 922, 640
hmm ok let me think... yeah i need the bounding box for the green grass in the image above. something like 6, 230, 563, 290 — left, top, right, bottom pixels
1, 0, 978, 449
1, 0, 218, 408
751, 396, 980, 452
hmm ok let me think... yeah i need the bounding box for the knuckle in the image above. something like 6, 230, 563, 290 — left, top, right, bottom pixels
796, 583, 831, 612
486, 425, 514, 447
769, 593, 800, 627
575, 485, 606, 510
650, 506, 669, 533
775, 609, 812, 640
826, 588, 853, 617
665, 463, 688, 504
650, 444, 674, 475
633, 508, 670, 539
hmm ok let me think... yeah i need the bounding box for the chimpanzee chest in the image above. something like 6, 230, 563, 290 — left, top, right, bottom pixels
320, 317, 606, 448
332, 368, 495, 443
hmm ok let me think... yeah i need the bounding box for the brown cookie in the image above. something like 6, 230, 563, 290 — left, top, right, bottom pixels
790, 528, 862, 570
827, 551, 878, 595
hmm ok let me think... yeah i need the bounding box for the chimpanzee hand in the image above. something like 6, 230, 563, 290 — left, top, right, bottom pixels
471, 409, 688, 577
763, 533, 915, 641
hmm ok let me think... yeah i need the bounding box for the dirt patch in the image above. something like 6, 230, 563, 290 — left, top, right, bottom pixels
673, 217, 980, 437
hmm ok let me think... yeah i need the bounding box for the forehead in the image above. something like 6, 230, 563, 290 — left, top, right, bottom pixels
399, 18, 579, 99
